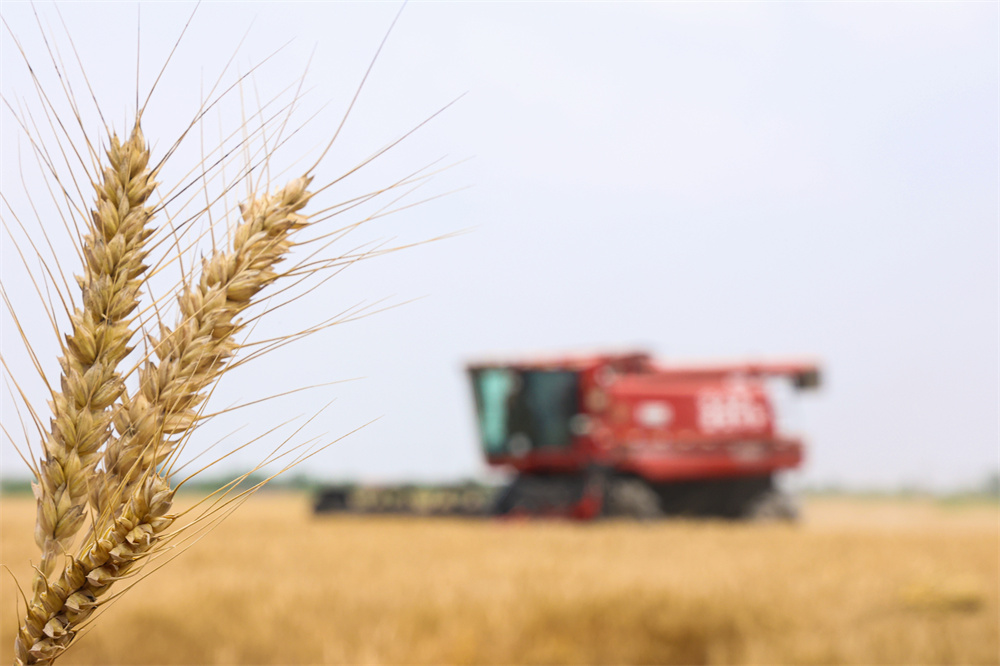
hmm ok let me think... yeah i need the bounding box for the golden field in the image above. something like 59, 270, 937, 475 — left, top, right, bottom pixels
1, 494, 997, 665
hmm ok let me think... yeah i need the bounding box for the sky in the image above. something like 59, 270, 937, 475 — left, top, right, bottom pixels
1, 2, 997, 492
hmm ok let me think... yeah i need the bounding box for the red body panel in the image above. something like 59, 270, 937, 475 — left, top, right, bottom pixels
471, 351, 818, 482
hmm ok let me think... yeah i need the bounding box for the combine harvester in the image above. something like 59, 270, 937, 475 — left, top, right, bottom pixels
315, 350, 820, 520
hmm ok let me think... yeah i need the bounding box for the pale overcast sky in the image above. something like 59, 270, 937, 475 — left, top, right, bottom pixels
1, 2, 997, 491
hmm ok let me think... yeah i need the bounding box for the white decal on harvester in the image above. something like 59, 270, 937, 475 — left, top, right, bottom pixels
697, 387, 768, 433
635, 401, 674, 428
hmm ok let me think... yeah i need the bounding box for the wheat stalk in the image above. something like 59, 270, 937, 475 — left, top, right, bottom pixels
4, 5, 456, 663
14, 174, 314, 665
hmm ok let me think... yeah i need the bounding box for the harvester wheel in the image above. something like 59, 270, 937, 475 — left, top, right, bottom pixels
745, 489, 799, 522
606, 479, 662, 519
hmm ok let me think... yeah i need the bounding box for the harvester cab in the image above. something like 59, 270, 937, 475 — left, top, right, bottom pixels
467, 351, 821, 520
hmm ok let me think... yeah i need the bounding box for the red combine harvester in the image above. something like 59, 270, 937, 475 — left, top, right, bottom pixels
467, 350, 820, 520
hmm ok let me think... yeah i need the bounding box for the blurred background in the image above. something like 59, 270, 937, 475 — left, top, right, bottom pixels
0, 3, 997, 664
1, 1, 997, 493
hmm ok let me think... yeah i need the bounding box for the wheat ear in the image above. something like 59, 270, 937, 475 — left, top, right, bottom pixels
30, 123, 156, 577
98, 175, 312, 511
14, 475, 173, 666
14, 177, 312, 666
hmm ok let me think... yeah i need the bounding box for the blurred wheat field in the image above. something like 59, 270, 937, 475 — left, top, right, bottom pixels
2, 495, 996, 665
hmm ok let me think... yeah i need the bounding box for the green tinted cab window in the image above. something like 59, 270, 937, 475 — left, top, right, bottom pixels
472, 369, 579, 454
475, 369, 515, 454
517, 371, 578, 448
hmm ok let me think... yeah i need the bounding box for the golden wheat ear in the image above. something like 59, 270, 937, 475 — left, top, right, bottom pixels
14, 175, 315, 666
14, 122, 157, 665
98, 176, 313, 516
7, 1, 464, 661
33, 123, 157, 573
